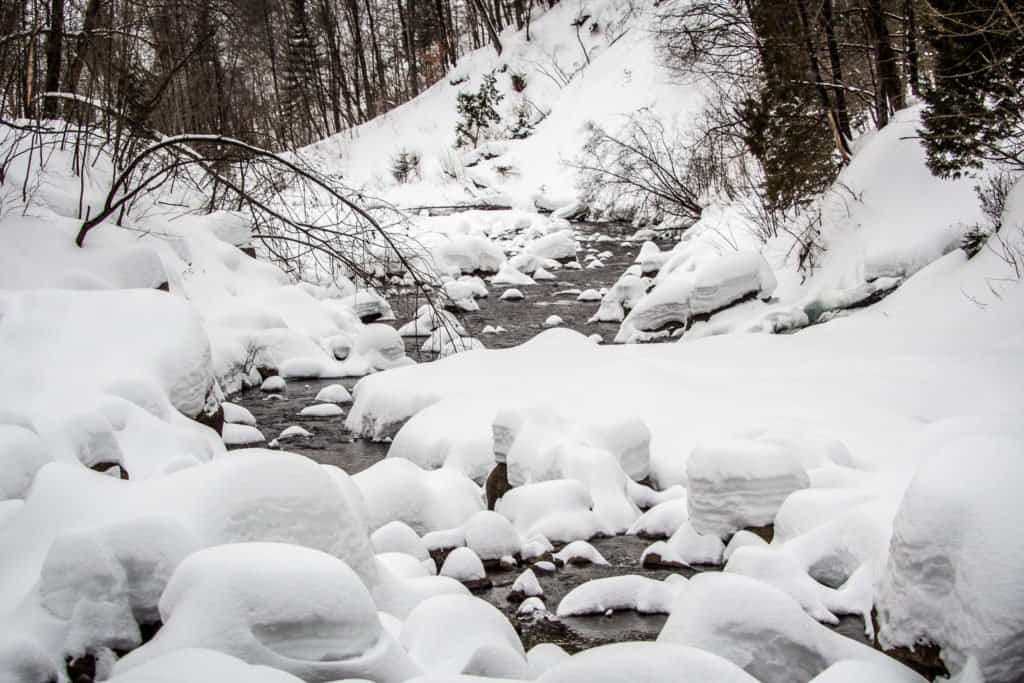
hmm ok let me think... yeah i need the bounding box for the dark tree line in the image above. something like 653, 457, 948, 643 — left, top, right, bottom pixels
656, 0, 1023, 213
0, 0, 557, 148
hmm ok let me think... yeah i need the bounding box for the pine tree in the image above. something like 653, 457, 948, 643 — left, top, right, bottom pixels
454, 71, 503, 148
920, 0, 1024, 176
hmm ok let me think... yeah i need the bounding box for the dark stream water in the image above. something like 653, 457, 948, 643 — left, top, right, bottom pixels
228, 222, 874, 655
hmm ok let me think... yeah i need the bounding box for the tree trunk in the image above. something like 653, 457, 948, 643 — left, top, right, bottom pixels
43, 0, 64, 117
818, 0, 851, 141
468, 0, 503, 55
866, 0, 904, 127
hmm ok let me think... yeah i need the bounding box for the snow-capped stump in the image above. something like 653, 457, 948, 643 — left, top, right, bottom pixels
556, 575, 683, 617
553, 541, 608, 567
491, 264, 536, 286
500, 288, 525, 301
400, 594, 526, 676
543, 315, 564, 328
298, 403, 344, 418
222, 423, 265, 446
113, 543, 417, 682
687, 439, 809, 538
508, 569, 544, 602
463, 510, 521, 564
517, 596, 548, 618
876, 434, 1024, 683
314, 383, 352, 404
533, 267, 557, 281
642, 522, 725, 569
371, 520, 431, 562
439, 547, 491, 591
577, 288, 602, 302
260, 375, 285, 393
222, 402, 256, 426
627, 496, 689, 539
659, 573, 912, 683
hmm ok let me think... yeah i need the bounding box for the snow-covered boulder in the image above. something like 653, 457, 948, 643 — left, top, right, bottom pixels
314, 384, 352, 404
398, 305, 465, 338
114, 543, 418, 682
432, 235, 505, 275
508, 569, 543, 602
463, 510, 521, 562
642, 521, 725, 568
107, 648, 304, 683
400, 594, 526, 676
536, 642, 758, 683
556, 575, 683, 617
222, 423, 265, 446
298, 403, 344, 418
876, 434, 1024, 682
687, 438, 810, 537
387, 398, 496, 482
439, 547, 489, 589
496, 479, 610, 543
500, 288, 525, 301
371, 521, 430, 562
492, 264, 535, 286
543, 315, 564, 328
221, 402, 256, 426
627, 496, 689, 539
524, 229, 577, 261
588, 272, 648, 323
553, 541, 608, 566
659, 573, 922, 683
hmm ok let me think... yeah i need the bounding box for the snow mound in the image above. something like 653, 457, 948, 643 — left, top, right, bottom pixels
543, 315, 564, 328
537, 642, 758, 683
371, 521, 431, 562
877, 433, 1024, 682
400, 594, 525, 676
0, 426, 50, 500
387, 398, 496, 482
222, 402, 256, 426
577, 289, 602, 302
298, 403, 344, 418
687, 438, 810, 537
492, 265, 535, 287
588, 272, 648, 323
277, 425, 311, 440
556, 575, 683, 617
553, 541, 608, 566
642, 522, 725, 568
107, 648, 304, 683
439, 547, 487, 584
114, 543, 417, 682
399, 305, 465, 338
627, 496, 689, 539
500, 288, 526, 301
314, 384, 352, 404
261, 376, 286, 392
659, 573, 922, 683
496, 479, 610, 543
524, 229, 577, 261
510, 569, 543, 600
463, 511, 522, 562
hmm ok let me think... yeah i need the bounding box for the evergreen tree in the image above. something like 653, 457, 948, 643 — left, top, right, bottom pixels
455, 71, 503, 148
920, 0, 1024, 176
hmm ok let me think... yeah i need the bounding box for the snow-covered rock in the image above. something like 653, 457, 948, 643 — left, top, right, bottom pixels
492, 265, 535, 286
556, 575, 683, 617
524, 229, 577, 261
439, 547, 488, 588
222, 402, 256, 426
627, 496, 689, 539
500, 288, 525, 301
543, 315, 564, 328
553, 541, 608, 566
261, 376, 286, 392
107, 648, 304, 683
298, 403, 344, 418
496, 479, 609, 543
576, 289, 602, 302
687, 438, 809, 537
642, 522, 725, 568
537, 642, 758, 683
314, 384, 352, 404
277, 425, 311, 440
463, 510, 521, 562
509, 569, 543, 601
371, 521, 430, 562
222, 423, 265, 446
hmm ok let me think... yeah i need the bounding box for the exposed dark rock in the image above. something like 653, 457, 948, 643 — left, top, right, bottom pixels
485, 462, 512, 510
89, 461, 129, 480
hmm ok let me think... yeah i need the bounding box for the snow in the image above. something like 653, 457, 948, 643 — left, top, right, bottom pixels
543, 315, 564, 328
298, 403, 345, 418
500, 288, 525, 301
387, 398, 495, 482
627, 497, 689, 539
439, 547, 487, 584
223, 423, 265, 445
524, 230, 577, 261
400, 594, 525, 676
509, 569, 543, 600
313, 385, 354, 405
576, 289, 602, 302
371, 521, 431, 562
659, 573, 923, 683
687, 438, 810, 537
114, 543, 418, 682
463, 511, 522, 562
876, 431, 1024, 682
261, 376, 286, 392
553, 541, 608, 566
496, 479, 609, 543
536, 642, 758, 683
492, 265, 535, 287
0, 426, 50, 500
642, 522, 725, 568
556, 575, 683, 617
222, 402, 256, 426
277, 425, 311, 440
106, 649, 305, 683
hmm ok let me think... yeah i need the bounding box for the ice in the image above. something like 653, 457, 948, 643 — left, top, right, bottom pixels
500, 288, 525, 301
222, 402, 256, 426
371, 521, 431, 562
687, 438, 810, 538
557, 575, 682, 617
439, 547, 487, 584
553, 541, 608, 566
298, 403, 344, 418
659, 573, 923, 682
354, 458, 483, 534
463, 511, 522, 562
876, 432, 1024, 682
114, 543, 418, 682
642, 522, 725, 568
543, 315, 564, 328
106, 648, 305, 683
536, 642, 758, 682
223, 423, 265, 445
400, 594, 526, 675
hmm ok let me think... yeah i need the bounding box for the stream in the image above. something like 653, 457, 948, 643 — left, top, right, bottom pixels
228, 220, 875, 655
